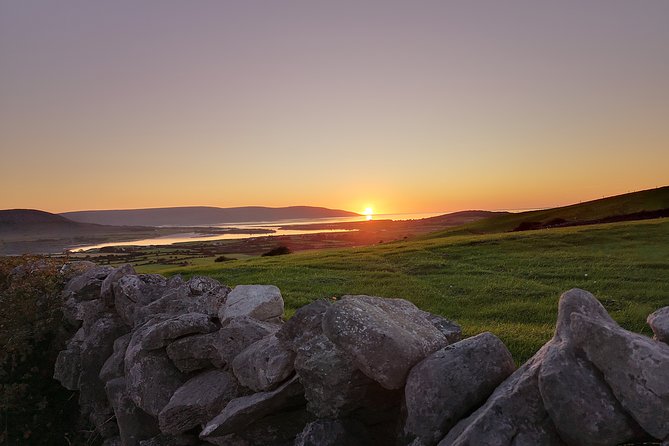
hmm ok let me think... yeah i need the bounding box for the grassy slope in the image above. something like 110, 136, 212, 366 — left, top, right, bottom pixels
140, 218, 669, 364
428, 186, 669, 237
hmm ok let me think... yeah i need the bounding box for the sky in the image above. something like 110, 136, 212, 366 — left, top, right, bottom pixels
1, 1, 668, 215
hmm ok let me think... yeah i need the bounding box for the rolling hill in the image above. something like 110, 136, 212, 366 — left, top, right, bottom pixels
60, 206, 360, 227
427, 186, 669, 238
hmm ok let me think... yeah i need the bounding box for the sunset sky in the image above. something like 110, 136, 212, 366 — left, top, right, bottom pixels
1, 1, 668, 215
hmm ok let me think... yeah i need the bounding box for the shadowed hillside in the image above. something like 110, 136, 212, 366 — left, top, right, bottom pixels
427, 186, 669, 238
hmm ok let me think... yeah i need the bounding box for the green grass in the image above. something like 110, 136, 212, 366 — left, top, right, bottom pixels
138, 218, 669, 364
429, 185, 669, 237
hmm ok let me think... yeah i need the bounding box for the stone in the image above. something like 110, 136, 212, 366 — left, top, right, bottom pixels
101, 264, 136, 306
59, 260, 97, 279
439, 345, 564, 446
166, 332, 223, 373
54, 348, 82, 390
232, 335, 295, 392
419, 311, 462, 344
124, 319, 187, 416
219, 285, 284, 323
63, 265, 114, 301
78, 314, 129, 407
538, 343, 641, 446
276, 299, 331, 352
159, 370, 243, 435
404, 332, 515, 446
295, 419, 371, 446
135, 276, 230, 324
572, 312, 669, 440
648, 306, 669, 344
100, 333, 132, 383
141, 312, 218, 350
294, 333, 381, 418
114, 274, 170, 326
140, 434, 207, 445
215, 316, 281, 365
322, 295, 452, 389
62, 297, 107, 329
106, 377, 160, 446
200, 375, 305, 439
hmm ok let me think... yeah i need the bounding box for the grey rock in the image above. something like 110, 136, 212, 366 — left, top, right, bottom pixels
159, 370, 243, 435
276, 299, 331, 352
219, 285, 284, 323
63, 265, 114, 301
294, 333, 379, 418
572, 311, 669, 440
101, 264, 136, 306
78, 314, 129, 407
166, 332, 223, 373
404, 332, 515, 446
420, 311, 462, 344
538, 343, 641, 446
100, 333, 132, 383
141, 312, 217, 350
648, 306, 669, 344
200, 375, 305, 439
135, 276, 230, 324
62, 297, 107, 329
102, 436, 122, 446
89, 401, 119, 439
140, 434, 207, 446
59, 261, 97, 279
106, 377, 160, 446
114, 274, 170, 326
232, 335, 295, 392
216, 316, 281, 365
54, 348, 82, 390
295, 419, 370, 446
124, 319, 187, 416
439, 344, 564, 446
322, 295, 451, 389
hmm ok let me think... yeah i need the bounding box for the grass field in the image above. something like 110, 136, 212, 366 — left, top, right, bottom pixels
137, 217, 669, 364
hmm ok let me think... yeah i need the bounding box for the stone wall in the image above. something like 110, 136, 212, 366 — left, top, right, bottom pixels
53, 262, 669, 446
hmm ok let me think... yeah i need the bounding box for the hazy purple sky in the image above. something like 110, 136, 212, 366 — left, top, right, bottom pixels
1, 1, 668, 213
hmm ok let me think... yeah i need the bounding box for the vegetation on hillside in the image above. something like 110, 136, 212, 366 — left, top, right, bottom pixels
0, 257, 87, 445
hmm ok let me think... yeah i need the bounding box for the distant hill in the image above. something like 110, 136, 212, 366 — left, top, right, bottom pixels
60, 206, 360, 227
0, 209, 137, 237
428, 186, 669, 238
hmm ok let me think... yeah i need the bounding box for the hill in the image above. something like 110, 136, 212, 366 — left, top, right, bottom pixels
60, 206, 360, 226
427, 186, 669, 238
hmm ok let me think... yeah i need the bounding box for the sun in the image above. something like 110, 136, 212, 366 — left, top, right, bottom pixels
363, 207, 373, 220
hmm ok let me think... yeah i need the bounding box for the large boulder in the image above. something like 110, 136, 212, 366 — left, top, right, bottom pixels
537, 289, 643, 446
63, 265, 115, 301
571, 311, 669, 440
219, 285, 284, 323
100, 333, 132, 383
114, 274, 170, 326
276, 299, 331, 352
648, 306, 669, 344
199, 375, 305, 439
141, 313, 218, 350
106, 377, 160, 446
404, 332, 515, 446
166, 332, 223, 373
232, 335, 295, 392
159, 370, 243, 435
215, 316, 281, 365
78, 314, 129, 408
295, 419, 371, 446
101, 264, 136, 306
124, 318, 187, 416
322, 295, 452, 389
135, 276, 230, 323
438, 344, 564, 446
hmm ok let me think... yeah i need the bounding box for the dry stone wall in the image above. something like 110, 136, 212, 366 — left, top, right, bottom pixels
53, 262, 669, 446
